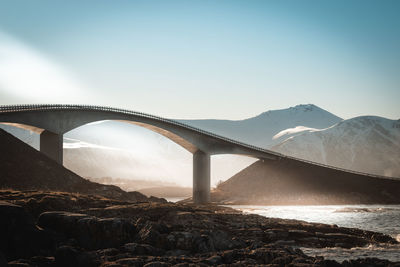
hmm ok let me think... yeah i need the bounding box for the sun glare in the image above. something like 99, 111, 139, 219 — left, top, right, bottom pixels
0, 31, 89, 103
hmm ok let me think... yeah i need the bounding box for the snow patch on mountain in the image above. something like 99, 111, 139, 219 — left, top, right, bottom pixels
272, 126, 321, 140
180, 104, 342, 148
272, 116, 400, 177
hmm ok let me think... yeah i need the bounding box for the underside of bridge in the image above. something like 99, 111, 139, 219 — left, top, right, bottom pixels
0, 107, 281, 204
5, 121, 217, 204
37, 129, 212, 204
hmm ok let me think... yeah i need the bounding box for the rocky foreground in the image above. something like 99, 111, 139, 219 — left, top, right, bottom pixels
1, 190, 399, 267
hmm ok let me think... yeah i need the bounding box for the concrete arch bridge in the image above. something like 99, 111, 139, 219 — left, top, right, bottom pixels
0, 104, 388, 204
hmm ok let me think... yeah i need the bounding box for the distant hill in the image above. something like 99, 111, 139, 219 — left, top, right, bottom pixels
272, 116, 400, 177
138, 186, 192, 198
181, 104, 343, 148
0, 129, 164, 203
212, 159, 400, 205
86, 177, 180, 192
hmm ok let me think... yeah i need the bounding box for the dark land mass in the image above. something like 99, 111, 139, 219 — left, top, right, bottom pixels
0, 129, 164, 203
1, 190, 399, 266
1, 129, 400, 266
212, 159, 400, 205
85, 177, 180, 193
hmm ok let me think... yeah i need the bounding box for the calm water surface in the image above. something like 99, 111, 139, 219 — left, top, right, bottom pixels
165, 197, 187, 203
226, 204, 400, 262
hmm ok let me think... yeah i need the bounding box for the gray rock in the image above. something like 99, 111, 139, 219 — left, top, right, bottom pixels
143, 262, 169, 267
38, 211, 136, 249
0, 201, 54, 261
138, 222, 168, 248
205, 255, 222, 265
122, 242, 164, 256
55, 246, 99, 267
116, 257, 144, 266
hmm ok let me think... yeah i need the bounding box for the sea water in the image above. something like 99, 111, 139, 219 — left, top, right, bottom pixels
226, 204, 400, 262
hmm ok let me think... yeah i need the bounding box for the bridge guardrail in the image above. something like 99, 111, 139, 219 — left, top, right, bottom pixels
0, 104, 398, 181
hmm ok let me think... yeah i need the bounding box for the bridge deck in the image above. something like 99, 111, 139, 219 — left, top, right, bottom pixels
0, 104, 398, 181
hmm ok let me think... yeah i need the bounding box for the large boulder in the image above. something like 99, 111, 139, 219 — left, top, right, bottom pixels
55, 245, 100, 267
0, 201, 54, 261
38, 211, 137, 250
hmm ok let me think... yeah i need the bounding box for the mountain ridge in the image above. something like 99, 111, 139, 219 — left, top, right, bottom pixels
180, 104, 343, 148
272, 115, 400, 178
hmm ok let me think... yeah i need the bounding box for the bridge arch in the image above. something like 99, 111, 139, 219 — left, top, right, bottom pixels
0, 105, 284, 203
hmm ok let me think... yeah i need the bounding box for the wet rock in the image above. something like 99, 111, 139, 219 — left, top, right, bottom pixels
122, 243, 164, 256
0, 251, 7, 267
143, 262, 169, 267
370, 233, 396, 243
271, 255, 294, 265
29, 256, 56, 267
38, 211, 136, 249
138, 224, 168, 249
55, 246, 79, 267
166, 231, 194, 250
0, 201, 54, 261
288, 229, 313, 239
7, 257, 56, 267
204, 255, 222, 265
264, 229, 289, 241
319, 259, 342, 267
115, 257, 144, 266
192, 234, 213, 253
342, 257, 399, 267
98, 248, 120, 257
298, 236, 320, 245
221, 249, 237, 264
209, 230, 244, 250
102, 264, 124, 267
55, 246, 99, 267
7, 259, 33, 267
164, 249, 189, 256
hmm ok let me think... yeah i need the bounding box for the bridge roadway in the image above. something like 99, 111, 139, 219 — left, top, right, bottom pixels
0, 104, 393, 204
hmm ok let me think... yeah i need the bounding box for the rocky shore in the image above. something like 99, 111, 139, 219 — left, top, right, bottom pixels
1, 190, 399, 266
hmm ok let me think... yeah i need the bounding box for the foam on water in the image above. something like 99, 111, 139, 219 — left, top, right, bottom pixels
226, 204, 400, 262
300, 244, 400, 263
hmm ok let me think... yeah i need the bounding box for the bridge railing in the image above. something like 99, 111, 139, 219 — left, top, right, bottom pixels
0, 104, 398, 181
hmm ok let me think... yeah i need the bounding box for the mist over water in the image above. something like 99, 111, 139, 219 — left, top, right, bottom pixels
228, 204, 400, 262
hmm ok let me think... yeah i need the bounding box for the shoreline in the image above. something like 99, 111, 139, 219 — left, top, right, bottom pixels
1, 190, 399, 266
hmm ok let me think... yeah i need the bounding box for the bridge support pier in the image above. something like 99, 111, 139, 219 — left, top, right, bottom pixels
193, 150, 210, 204
40, 130, 63, 164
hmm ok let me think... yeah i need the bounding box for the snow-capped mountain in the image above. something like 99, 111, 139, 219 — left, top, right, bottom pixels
272, 116, 400, 177
180, 104, 342, 148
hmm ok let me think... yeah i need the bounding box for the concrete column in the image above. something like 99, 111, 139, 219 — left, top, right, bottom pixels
40, 130, 63, 164
193, 150, 210, 204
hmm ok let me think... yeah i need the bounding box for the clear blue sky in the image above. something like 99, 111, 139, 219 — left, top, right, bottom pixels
0, 0, 399, 119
